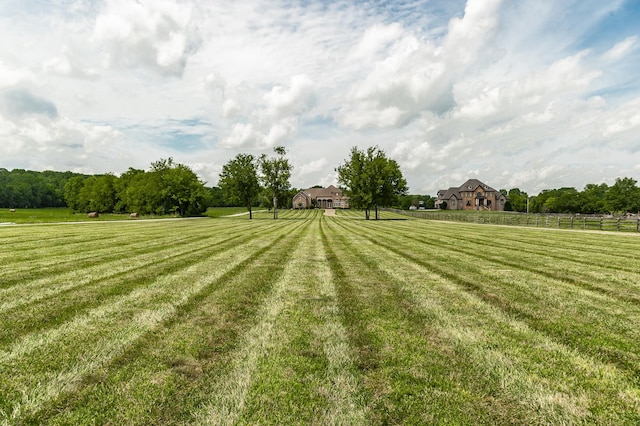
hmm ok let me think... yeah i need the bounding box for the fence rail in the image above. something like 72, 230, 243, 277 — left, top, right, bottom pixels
383, 209, 640, 233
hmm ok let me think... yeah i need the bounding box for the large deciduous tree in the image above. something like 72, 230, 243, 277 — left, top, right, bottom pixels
606, 177, 640, 213
219, 153, 260, 219
259, 146, 292, 219
150, 158, 209, 216
337, 146, 408, 220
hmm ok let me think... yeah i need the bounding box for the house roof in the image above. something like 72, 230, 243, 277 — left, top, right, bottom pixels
301, 185, 344, 199
436, 179, 503, 201
458, 179, 497, 193
439, 187, 461, 200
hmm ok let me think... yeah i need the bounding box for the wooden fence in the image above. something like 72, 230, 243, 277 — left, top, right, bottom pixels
384, 209, 640, 233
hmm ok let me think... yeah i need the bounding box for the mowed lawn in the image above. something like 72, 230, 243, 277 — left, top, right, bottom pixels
1, 209, 639, 425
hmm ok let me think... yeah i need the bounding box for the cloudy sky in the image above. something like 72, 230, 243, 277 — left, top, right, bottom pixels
1, 0, 639, 195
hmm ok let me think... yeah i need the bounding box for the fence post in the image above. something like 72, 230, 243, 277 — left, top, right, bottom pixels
570, 216, 574, 229
617, 218, 621, 232
557, 216, 561, 228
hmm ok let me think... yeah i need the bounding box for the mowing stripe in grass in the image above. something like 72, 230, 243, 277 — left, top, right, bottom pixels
361, 231, 638, 423
2, 211, 639, 424
418, 226, 640, 298
232, 215, 368, 425
314, 216, 369, 425
193, 214, 360, 425
0, 232, 275, 348
321, 217, 495, 424
356, 219, 640, 308
324, 215, 640, 424
0, 219, 287, 359
0, 220, 261, 287
0, 231, 247, 315
32, 216, 313, 425
338, 218, 640, 380
31, 216, 314, 425
193, 240, 309, 424
0, 220, 308, 422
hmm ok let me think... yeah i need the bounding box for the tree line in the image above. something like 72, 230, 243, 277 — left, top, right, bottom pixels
1, 159, 211, 216
4, 153, 637, 217
502, 177, 640, 214
0, 168, 73, 208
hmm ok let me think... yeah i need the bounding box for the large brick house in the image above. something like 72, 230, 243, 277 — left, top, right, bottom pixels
292, 185, 350, 209
435, 179, 507, 211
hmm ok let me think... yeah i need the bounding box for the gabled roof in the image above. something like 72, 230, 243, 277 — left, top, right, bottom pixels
439, 187, 461, 200
302, 185, 344, 199
458, 179, 497, 193
436, 179, 500, 201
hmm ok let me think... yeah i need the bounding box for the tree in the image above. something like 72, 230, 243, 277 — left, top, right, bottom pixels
336, 146, 408, 220
259, 146, 292, 219
219, 154, 260, 219
146, 158, 209, 216
505, 188, 528, 212
579, 183, 608, 214
606, 177, 640, 213
78, 174, 117, 213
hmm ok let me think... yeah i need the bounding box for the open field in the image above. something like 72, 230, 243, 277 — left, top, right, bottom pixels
389, 208, 640, 233
0, 207, 249, 224
1, 209, 639, 424
0, 208, 182, 224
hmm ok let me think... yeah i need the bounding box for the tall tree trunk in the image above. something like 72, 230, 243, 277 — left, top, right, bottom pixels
375, 205, 379, 220
365, 209, 370, 220
273, 195, 278, 219
249, 204, 253, 219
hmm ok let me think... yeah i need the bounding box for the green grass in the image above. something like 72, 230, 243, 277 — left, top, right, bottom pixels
1, 209, 639, 424
0, 207, 182, 224
204, 207, 254, 218
391, 208, 640, 233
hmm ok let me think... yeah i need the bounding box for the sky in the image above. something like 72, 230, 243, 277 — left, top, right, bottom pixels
1, 0, 639, 195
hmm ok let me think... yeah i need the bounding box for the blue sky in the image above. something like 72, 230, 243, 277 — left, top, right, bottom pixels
1, 0, 639, 194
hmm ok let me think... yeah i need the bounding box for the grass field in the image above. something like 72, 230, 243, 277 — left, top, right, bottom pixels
0, 207, 248, 224
1, 209, 639, 425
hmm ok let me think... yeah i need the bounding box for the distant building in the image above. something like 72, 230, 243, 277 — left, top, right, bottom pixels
435, 179, 507, 211
292, 185, 350, 209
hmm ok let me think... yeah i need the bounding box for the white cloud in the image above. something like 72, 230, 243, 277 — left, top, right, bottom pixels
0, 62, 36, 89
350, 23, 405, 60
602, 36, 638, 62
297, 158, 328, 176
263, 75, 316, 119
338, 0, 505, 130
443, 0, 503, 67
221, 123, 260, 149
453, 51, 601, 121
601, 98, 640, 137
43, 46, 99, 79
222, 99, 241, 119
92, 0, 201, 76
264, 118, 298, 147
0, 0, 638, 195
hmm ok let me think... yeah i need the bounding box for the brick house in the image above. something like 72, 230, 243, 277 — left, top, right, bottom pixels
435, 179, 507, 211
292, 185, 350, 209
